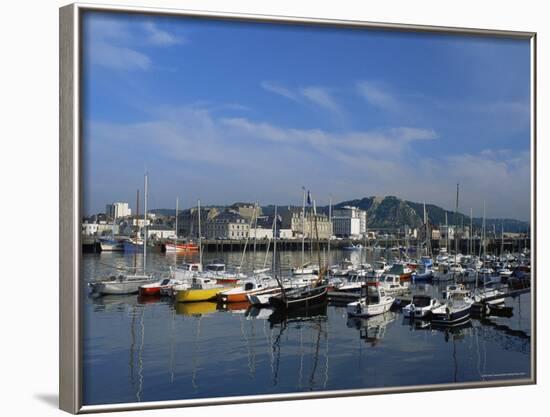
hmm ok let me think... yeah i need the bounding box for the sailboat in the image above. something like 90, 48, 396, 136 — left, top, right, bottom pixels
269, 200, 329, 311
90, 174, 154, 295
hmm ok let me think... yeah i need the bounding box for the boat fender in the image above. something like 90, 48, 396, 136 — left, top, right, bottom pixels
445, 307, 451, 319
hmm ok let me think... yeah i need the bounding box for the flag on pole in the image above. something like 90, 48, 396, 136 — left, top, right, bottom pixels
307, 190, 312, 206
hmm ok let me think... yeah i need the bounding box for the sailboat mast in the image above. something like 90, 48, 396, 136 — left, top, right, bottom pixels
175, 197, 179, 242
455, 183, 459, 264
328, 196, 332, 266
423, 202, 428, 256
301, 187, 306, 267
143, 173, 148, 272
198, 199, 202, 267
470, 208, 473, 256
445, 212, 449, 252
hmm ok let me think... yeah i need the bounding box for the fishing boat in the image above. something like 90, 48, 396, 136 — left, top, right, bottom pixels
174, 276, 225, 302
164, 241, 199, 252
431, 286, 473, 326
346, 284, 395, 318
123, 238, 144, 253
402, 295, 441, 319
366, 274, 408, 295
139, 278, 182, 296
98, 237, 125, 252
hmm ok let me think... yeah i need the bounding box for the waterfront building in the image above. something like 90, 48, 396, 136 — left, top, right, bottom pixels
81, 221, 119, 236
431, 229, 441, 240
105, 202, 131, 219
332, 206, 367, 237
289, 211, 332, 240
178, 207, 218, 238
248, 227, 273, 240
332, 216, 361, 238
229, 202, 262, 220
147, 225, 176, 240
279, 228, 293, 239
205, 211, 250, 239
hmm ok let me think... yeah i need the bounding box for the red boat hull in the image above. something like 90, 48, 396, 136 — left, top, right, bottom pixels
139, 286, 161, 296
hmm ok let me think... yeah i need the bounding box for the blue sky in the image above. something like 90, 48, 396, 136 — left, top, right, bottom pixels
82, 12, 531, 220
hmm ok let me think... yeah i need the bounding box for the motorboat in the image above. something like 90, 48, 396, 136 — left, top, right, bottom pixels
89, 273, 154, 295
174, 276, 225, 302
367, 261, 390, 279
98, 237, 125, 252
402, 295, 441, 319
431, 285, 473, 326
139, 278, 182, 296
346, 284, 395, 318
171, 262, 202, 281
372, 274, 409, 295
472, 286, 506, 305
218, 276, 281, 303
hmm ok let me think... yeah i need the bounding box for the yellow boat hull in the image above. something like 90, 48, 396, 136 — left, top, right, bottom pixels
175, 287, 222, 302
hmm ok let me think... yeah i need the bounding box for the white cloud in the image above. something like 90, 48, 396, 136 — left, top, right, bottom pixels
143, 22, 185, 46
300, 86, 341, 114
261, 81, 342, 115
260, 81, 300, 102
86, 16, 183, 71
88, 105, 529, 220
88, 41, 151, 71
356, 80, 398, 110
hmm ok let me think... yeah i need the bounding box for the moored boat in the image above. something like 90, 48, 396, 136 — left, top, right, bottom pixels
402, 295, 441, 319
218, 276, 280, 303
139, 278, 182, 296
174, 276, 225, 302
164, 241, 199, 252
90, 273, 154, 295
346, 284, 395, 318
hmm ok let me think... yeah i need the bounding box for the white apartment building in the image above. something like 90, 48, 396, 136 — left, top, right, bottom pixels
248, 227, 274, 240
332, 206, 366, 237
332, 217, 361, 238
105, 202, 132, 219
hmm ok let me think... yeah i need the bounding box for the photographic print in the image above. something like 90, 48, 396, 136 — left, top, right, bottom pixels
71, 6, 534, 410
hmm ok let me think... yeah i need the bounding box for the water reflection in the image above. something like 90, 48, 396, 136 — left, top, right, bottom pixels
347, 312, 396, 346
83, 250, 531, 406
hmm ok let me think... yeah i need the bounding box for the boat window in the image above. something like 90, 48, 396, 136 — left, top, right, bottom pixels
160, 279, 170, 286
412, 296, 431, 307
244, 282, 254, 291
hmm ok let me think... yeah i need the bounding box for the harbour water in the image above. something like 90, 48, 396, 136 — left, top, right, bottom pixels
82, 250, 531, 406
